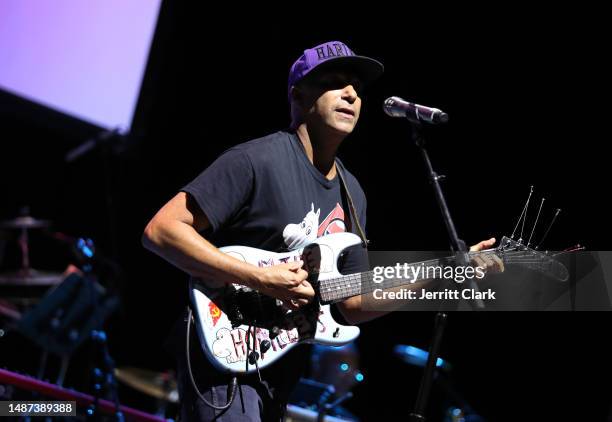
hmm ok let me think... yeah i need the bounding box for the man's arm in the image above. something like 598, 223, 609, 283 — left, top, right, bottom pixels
336, 238, 500, 324
142, 192, 314, 308
336, 282, 438, 325
337, 296, 397, 325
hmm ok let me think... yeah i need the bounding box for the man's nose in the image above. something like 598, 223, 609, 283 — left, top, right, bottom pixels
341, 85, 358, 103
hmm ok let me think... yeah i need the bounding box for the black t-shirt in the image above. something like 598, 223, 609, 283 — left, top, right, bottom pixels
179, 130, 369, 397
182, 130, 368, 273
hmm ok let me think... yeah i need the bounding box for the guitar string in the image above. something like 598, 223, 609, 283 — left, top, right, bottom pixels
230, 249, 560, 308
231, 250, 560, 307
318, 250, 555, 293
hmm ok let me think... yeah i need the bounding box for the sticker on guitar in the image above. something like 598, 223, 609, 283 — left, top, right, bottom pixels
210, 309, 327, 364
211, 327, 299, 363
208, 301, 222, 327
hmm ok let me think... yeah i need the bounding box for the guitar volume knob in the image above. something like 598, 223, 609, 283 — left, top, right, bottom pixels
270, 326, 280, 340
260, 340, 271, 353
248, 351, 259, 365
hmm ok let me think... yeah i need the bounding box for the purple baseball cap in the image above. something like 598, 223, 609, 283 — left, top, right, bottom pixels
288, 41, 384, 94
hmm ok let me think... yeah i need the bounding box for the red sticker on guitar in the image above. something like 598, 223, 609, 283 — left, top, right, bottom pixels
209, 301, 222, 326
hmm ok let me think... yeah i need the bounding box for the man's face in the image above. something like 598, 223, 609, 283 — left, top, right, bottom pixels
298, 70, 363, 136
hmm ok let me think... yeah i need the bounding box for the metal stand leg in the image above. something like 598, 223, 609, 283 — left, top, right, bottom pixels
409, 312, 448, 421
56, 355, 70, 386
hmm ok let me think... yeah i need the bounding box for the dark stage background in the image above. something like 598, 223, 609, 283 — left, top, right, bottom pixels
1, 3, 610, 421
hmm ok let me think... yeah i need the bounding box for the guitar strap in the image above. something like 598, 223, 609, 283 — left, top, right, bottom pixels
335, 159, 369, 248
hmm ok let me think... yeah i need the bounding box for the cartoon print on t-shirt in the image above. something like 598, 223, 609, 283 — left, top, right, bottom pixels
283, 203, 320, 249
283, 203, 347, 249
318, 203, 346, 237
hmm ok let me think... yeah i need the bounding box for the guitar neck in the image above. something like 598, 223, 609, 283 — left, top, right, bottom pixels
317, 248, 522, 304
319, 255, 457, 304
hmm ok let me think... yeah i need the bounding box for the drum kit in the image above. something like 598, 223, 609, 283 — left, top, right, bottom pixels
114, 367, 179, 406
0, 211, 179, 418
0, 211, 64, 324
0, 213, 63, 288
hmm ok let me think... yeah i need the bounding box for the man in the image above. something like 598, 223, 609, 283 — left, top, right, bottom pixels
142, 40, 496, 421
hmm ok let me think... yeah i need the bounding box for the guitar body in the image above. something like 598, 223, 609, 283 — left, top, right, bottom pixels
190, 232, 362, 374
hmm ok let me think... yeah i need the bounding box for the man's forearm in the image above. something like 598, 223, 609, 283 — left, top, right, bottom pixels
338, 278, 442, 325
142, 218, 260, 288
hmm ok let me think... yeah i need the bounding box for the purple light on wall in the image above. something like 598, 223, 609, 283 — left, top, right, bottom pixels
0, 0, 162, 130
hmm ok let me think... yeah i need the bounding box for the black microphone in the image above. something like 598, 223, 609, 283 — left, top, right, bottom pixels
383, 96, 449, 124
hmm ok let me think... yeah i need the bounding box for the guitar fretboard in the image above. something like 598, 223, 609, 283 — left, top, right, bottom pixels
318, 255, 457, 304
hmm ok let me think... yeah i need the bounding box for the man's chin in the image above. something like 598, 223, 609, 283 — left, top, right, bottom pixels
331, 122, 356, 136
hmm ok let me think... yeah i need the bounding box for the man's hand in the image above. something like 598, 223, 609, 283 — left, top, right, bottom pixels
469, 237, 504, 274
469, 237, 496, 252
253, 260, 315, 310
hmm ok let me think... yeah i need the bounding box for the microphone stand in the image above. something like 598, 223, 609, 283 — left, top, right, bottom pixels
65, 128, 124, 163
407, 121, 484, 422
64, 128, 127, 260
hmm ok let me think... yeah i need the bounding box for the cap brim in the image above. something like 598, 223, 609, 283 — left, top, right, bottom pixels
300, 55, 384, 87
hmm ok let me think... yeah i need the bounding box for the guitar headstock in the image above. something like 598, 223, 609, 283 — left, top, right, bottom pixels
488, 185, 581, 282
495, 236, 569, 282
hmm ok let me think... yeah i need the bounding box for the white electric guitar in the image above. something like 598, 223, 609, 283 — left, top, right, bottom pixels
190, 232, 568, 374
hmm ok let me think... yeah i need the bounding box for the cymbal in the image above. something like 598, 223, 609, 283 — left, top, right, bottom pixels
0, 298, 22, 320
115, 367, 178, 403
0, 269, 64, 286
0, 216, 51, 229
